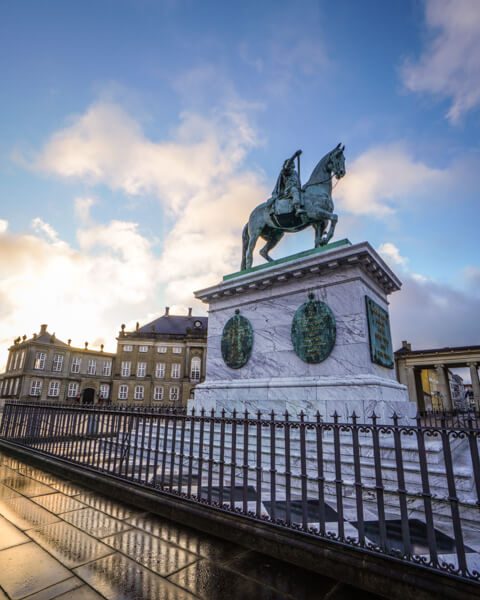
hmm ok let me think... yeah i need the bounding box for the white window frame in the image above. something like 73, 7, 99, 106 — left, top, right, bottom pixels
153, 386, 164, 401
19, 351, 25, 369
118, 384, 128, 400
137, 362, 147, 377
102, 360, 112, 376
53, 354, 64, 372
155, 362, 166, 378
87, 359, 96, 375
190, 357, 201, 381
169, 386, 179, 402
100, 384, 110, 399
34, 352, 46, 370
134, 385, 144, 400
171, 363, 181, 379
71, 357, 81, 373
139, 345, 148, 353
68, 382, 79, 398
14, 378, 19, 396
30, 380, 42, 396
172, 346, 182, 354
48, 380, 60, 397
121, 361, 131, 377
123, 345, 133, 352
8, 379, 13, 395
157, 346, 167, 354
13, 352, 19, 370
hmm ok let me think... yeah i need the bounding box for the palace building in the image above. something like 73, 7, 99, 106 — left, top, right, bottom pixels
112, 307, 207, 405
0, 324, 115, 403
0, 308, 208, 407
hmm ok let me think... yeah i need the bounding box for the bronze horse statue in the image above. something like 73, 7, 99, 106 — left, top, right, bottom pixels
241, 144, 345, 270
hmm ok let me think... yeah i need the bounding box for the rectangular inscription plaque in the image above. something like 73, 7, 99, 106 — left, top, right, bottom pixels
365, 296, 394, 369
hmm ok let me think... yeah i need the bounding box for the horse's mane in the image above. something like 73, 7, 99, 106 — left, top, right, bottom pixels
304, 148, 335, 187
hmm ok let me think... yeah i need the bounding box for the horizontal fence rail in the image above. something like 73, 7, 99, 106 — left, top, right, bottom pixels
1, 401, 479, 584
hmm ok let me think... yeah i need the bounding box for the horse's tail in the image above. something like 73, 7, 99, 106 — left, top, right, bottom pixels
241, 223, 249, 271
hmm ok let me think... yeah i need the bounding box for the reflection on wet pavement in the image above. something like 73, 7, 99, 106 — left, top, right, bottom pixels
73, 553, 197, 600
0, 450, 382, 600
62, 508, 132, 538
28, 522, 114, 568
33, 493, 86, 515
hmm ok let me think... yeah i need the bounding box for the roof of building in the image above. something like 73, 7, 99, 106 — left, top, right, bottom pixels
395, 343, 480, 356
137, 314, 208, 336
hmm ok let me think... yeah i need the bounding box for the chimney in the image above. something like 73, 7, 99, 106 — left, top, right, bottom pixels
188, 307, 192, 317
85, 342, 88, 350
40, 324, 47, 334
402, 340, 411, 351
165, 307, 170, 316
136, 322, 139, 331
100, 344, 104, 352
68, 339, 71, 346
120, 324, 125, 336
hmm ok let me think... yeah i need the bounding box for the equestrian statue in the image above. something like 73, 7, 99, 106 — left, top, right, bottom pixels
241, 143, 345, 270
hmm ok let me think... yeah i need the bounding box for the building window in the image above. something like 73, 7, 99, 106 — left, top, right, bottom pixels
134, 385, 144, 400
172, 346, 182, 354
71, 357, 81, 373
123, 345, 133, 352
48, 380, 60, 397
153, 386, 164, 401
8, 379, 14, 395
100, 384, 109, 399
30, 380, 42, 396
0, 381, 3, 395
87, 359, 96, 375
14, 379, 19, 396
34, 352, 46, 370
139, 345, 148, 353
121, 361, 131, 377
169, 386, 179, 402
190, 357, 201, 381
68, 382, 79, 398
118, 385, 128, 400
155, 363, 166, 378
157, 346, 167, 354
137, 362, 146, 377
19, 351, 25, 369
53, 354, 64, 372
13, 352, 19, 370
102, 360, 112, 376
171, 363, 181, 379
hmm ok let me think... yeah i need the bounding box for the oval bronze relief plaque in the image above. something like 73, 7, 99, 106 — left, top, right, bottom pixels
291, 294, 336, 363
221, 310, 253, 369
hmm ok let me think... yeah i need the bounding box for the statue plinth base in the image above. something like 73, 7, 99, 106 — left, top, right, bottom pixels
191, 241, 415, 423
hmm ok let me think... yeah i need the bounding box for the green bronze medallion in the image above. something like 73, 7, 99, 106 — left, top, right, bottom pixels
291, 294, 336, 363
365, 296, 394, 369
221, 310, 253, 369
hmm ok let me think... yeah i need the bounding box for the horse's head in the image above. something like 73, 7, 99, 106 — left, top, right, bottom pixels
327, 143, 346, 179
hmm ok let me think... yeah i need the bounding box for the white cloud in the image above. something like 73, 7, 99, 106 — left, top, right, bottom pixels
31, 99, 268, 309
335, 143, 447, 217
0, 220, 8, 234
390, 274, 480, 350
0, 218, 164, 370
74, 196, 96, 222
402, 0, 480, 123
378, 243, 408, 267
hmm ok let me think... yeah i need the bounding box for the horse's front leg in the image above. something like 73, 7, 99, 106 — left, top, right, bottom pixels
313, 222, 325, 247
322, 214, 338, 244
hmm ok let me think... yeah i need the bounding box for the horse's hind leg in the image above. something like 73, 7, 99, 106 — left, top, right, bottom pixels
245, 229, 259, 270
260, 230, 284, 262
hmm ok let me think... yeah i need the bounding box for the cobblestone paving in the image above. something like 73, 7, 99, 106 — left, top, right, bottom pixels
0, 451, 381, 600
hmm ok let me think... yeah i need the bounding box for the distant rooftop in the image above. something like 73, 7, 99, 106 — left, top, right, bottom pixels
126, 307, 208, 337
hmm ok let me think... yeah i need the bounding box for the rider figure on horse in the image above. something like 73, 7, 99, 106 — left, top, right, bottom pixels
268, 149, 305, 218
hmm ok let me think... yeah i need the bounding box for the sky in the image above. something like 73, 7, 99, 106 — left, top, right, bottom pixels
1, 0, 480, 373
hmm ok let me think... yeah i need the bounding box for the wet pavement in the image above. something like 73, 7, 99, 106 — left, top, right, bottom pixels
0, 450, 382, 600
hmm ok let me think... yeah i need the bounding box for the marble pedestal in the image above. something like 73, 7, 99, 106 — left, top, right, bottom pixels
191, 240, 415, 423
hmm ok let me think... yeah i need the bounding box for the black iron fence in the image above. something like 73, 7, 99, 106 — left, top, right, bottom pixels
1, 401, 479, 584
